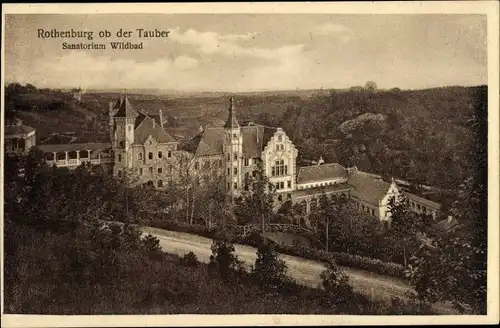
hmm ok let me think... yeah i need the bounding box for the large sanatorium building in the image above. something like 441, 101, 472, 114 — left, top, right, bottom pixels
35, 95, 442, 222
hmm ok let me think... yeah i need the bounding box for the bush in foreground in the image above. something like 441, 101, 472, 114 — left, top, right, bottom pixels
252, 240, 293, 290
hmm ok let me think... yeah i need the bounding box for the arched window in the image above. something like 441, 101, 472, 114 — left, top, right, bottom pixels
148, 152, 153, 160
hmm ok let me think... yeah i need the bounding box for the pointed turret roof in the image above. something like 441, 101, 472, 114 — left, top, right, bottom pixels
113, 95, 139, 118
223, 96, 239, 128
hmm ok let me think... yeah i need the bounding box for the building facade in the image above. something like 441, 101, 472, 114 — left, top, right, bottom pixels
34, 95, 443, 223
4, 119, 36, 154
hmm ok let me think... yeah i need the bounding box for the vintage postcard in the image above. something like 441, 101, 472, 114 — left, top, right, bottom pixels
1, 1, 499, 327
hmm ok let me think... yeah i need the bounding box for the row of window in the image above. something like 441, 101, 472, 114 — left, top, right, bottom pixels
275, 180, 292, 190
117, 151, 172, 163
227, 182, 238, 190
409, 200, 433, 216
357, 202, 376, 217
194, 159, 224, 170
226, 154, 258, 167
297, 180, 342, 190
227, 167, 238, 176
138, 151, 172, 161
137, 166, 173, 175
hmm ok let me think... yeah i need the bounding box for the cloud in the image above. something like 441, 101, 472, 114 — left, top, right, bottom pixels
315, 23, 353, 43
173, 55, 199, 70
25, 52, 203, 90
168, 27, 304, 60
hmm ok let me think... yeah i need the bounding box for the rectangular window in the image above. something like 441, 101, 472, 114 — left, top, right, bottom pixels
275, 182, 280, 190
158, 151, 163, 159
158, 180, 163, 188
149, 167, 153, 174
139, 168, 143, 175
233, 153, 238, 160
138, 153, 143, 160
227, 168, 230, 176
167, 151, 172, 158
287, 181, 291, 188
148, 152, 153, 160
227, 153, 230, 161
118, 154, 122, 162
244, 158, 249, 166
274, 159, 285, 176
280, 181, 284, 189
219, 159, 223, 167
158, 167, 162, 174
233, 182, 238, 189
284, 165, 288, 175
227, 182, 231, 189
272, 167, 276, 176
233, 167, 238, 175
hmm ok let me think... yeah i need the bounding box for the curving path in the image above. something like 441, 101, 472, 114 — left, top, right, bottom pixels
141, 226, 457, 314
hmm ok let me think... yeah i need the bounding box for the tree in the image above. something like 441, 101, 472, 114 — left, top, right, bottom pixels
320, 261, 353, 306
233, 160, 275, 230
208, 239, 245, 281
365, 81, 378, 92
252, 239, 291, 289
407, 86, 488, 314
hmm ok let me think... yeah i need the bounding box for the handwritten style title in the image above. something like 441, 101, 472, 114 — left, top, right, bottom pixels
37, 28, 171, 50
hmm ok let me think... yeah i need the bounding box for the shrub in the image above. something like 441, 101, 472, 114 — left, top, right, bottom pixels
320, 261, 354, 306
141, 234, 162, 253
179, 251, 199, 267
208, 239, 245, 281
252, 240, 292, 290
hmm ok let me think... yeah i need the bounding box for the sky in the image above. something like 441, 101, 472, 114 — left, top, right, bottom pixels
4, 14, 487, 92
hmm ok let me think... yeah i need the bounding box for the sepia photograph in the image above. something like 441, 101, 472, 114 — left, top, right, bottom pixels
1, 2, 499, 326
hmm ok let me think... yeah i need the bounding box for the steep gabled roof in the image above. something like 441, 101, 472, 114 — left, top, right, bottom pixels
347, 170, 391, 205
297, 163, 347, 184
113, 96, 139, 118
133, 116, 176, 145
241, 125, 277, 158
182, 128, 226, 157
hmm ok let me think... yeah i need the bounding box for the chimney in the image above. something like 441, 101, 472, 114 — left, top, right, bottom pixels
159, 109, 164, 129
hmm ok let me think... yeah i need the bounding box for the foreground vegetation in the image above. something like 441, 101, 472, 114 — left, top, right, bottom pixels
3, 83, 487, 314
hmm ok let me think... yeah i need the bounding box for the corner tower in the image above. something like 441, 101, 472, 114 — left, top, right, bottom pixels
223, 97, 243, 198
112, 95, 139, 173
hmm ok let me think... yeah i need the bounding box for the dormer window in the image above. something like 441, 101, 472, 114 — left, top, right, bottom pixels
278, 135, 283, 142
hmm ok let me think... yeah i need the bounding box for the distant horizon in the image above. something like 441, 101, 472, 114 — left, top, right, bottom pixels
4, 80, 487, 95
5, 14, 487, 92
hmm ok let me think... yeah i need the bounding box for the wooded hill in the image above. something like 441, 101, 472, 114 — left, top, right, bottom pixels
5, 83, 486, 199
